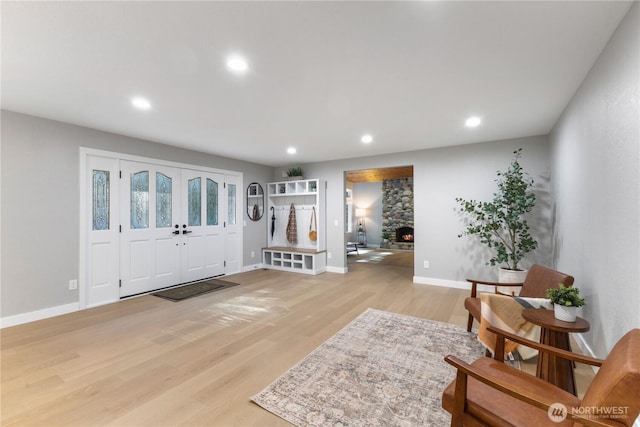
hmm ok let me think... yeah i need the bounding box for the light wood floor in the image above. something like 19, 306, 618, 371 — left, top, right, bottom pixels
1, 251, 593, 426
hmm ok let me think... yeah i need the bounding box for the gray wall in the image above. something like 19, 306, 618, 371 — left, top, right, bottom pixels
550, 3, 639, 356
277, 135, 553, 278
353, 181, 382, 247
1, 111, 273, 317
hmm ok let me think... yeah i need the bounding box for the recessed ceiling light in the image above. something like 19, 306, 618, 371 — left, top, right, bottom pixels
361, 134, 373, 144
131, 97, 151, 110
226, 55, 249, 73
287, 147, 297, 155
465, 116, 482, 127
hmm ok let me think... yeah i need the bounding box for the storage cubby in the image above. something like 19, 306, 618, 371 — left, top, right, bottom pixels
262, 247, 326, 275
262, 178, 326, 275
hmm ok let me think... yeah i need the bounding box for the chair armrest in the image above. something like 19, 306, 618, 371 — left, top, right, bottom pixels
466, 278, 524, 287
445, 355, 565, 412
487, 325, 603, 367
466, 278, 524, 298
444, 355, 614, 427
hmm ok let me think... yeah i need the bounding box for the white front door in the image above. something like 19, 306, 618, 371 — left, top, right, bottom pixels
224, 175, 242, 275
120, 161, 182, 297
83, 150, 243, 305
84, 155, 120, 307
180, 169, 225, 283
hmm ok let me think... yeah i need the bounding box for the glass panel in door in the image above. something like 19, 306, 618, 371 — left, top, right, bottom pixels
188, 178, 201, 226
130, 171, 149, 229
156, 173, 172, 228
227, 184, 236, 225
207, 178, 218, 226
92, 170, 110, 231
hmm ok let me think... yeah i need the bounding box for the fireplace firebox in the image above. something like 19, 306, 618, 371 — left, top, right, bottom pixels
395, 227, 414, 243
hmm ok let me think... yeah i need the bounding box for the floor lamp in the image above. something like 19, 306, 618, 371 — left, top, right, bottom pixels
355, 208, 367, 246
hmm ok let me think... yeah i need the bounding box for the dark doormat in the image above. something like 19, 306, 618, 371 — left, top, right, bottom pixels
152, 279, 240, 302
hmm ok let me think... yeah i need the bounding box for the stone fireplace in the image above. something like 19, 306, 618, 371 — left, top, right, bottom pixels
381, 177, 414, 250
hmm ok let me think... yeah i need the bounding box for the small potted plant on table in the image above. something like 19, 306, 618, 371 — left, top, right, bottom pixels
546, 284, 586, 322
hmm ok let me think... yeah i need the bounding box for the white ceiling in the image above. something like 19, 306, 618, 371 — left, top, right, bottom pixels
1, 1, 632, 167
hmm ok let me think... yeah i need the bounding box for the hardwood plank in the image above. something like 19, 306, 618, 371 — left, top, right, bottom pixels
1, 255, 594, 426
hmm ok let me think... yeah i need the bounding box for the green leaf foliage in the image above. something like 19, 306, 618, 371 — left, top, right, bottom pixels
546, 284, 586, 307
456, 149, 538, 270
287, 167, 303, 177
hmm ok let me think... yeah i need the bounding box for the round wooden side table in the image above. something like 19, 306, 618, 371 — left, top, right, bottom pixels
522, 308, 590, 396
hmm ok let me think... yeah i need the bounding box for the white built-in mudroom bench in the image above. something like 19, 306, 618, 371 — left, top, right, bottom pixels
262, 179, 326, 275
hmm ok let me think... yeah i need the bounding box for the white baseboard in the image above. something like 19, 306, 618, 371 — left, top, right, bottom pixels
572, 332, 604, 377
1, 302, 79, 328
413, 276, 467, 289
242, 263, 263, 272
326, 266, 348, 274
572, 333, 597, 359
413, 276, 495, 293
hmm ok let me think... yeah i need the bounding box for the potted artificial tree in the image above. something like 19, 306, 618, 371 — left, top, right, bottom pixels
456, 148, 538, 283
546, 284, 586, 322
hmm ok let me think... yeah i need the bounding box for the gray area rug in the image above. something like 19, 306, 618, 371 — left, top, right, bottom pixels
152, 279, 239, 301
251, 308, 485, 426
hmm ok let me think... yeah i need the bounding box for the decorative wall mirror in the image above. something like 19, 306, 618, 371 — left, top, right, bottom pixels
246, 182, 264, 221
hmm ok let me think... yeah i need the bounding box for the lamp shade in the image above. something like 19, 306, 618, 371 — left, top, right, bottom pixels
355, 208, 367, 218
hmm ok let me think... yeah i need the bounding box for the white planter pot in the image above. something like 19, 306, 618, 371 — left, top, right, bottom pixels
554, 304, 577, 322
497, 268, 528, 296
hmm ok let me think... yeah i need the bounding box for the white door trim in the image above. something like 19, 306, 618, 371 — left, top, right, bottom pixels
80, 147, 242, 176
79, 147, 243, 309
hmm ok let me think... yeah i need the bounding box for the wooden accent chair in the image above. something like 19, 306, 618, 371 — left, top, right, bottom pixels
442, 326, 640, 427
465, 264, 575, 332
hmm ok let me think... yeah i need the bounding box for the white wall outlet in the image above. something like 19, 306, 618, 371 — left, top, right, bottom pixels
327, 252, 332, 259
250, 251, 255, 258
68, 279, 78, 290
423, 260, 430, 269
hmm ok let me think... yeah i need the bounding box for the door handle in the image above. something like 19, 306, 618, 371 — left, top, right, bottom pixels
172, 230, 180, 235
182, 230, 192, 234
